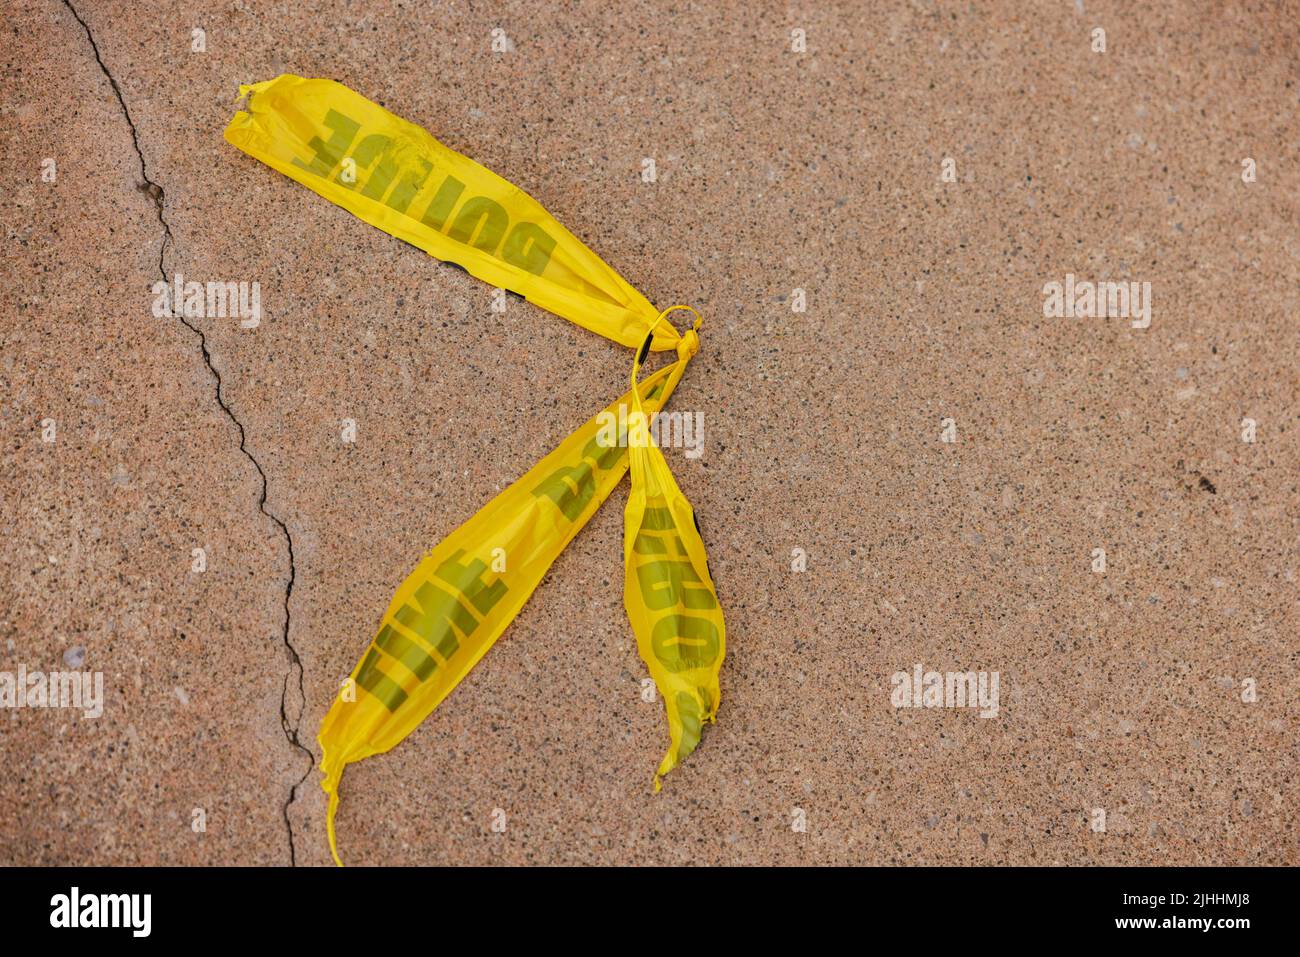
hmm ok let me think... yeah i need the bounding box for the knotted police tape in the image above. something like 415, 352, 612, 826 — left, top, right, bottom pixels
224, 76, 725, 865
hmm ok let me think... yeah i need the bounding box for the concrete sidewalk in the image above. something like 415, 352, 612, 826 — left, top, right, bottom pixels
2, 0, 1296, 865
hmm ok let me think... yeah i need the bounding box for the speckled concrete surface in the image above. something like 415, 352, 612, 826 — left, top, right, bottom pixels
2, 0, 1296, 865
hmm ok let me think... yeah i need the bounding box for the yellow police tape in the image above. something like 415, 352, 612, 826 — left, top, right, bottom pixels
224, 75, 725, 865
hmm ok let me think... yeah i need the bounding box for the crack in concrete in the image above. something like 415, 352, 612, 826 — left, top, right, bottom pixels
63, 0, 315, 865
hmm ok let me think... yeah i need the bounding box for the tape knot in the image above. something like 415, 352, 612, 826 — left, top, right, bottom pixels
677, 327, 700, 363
